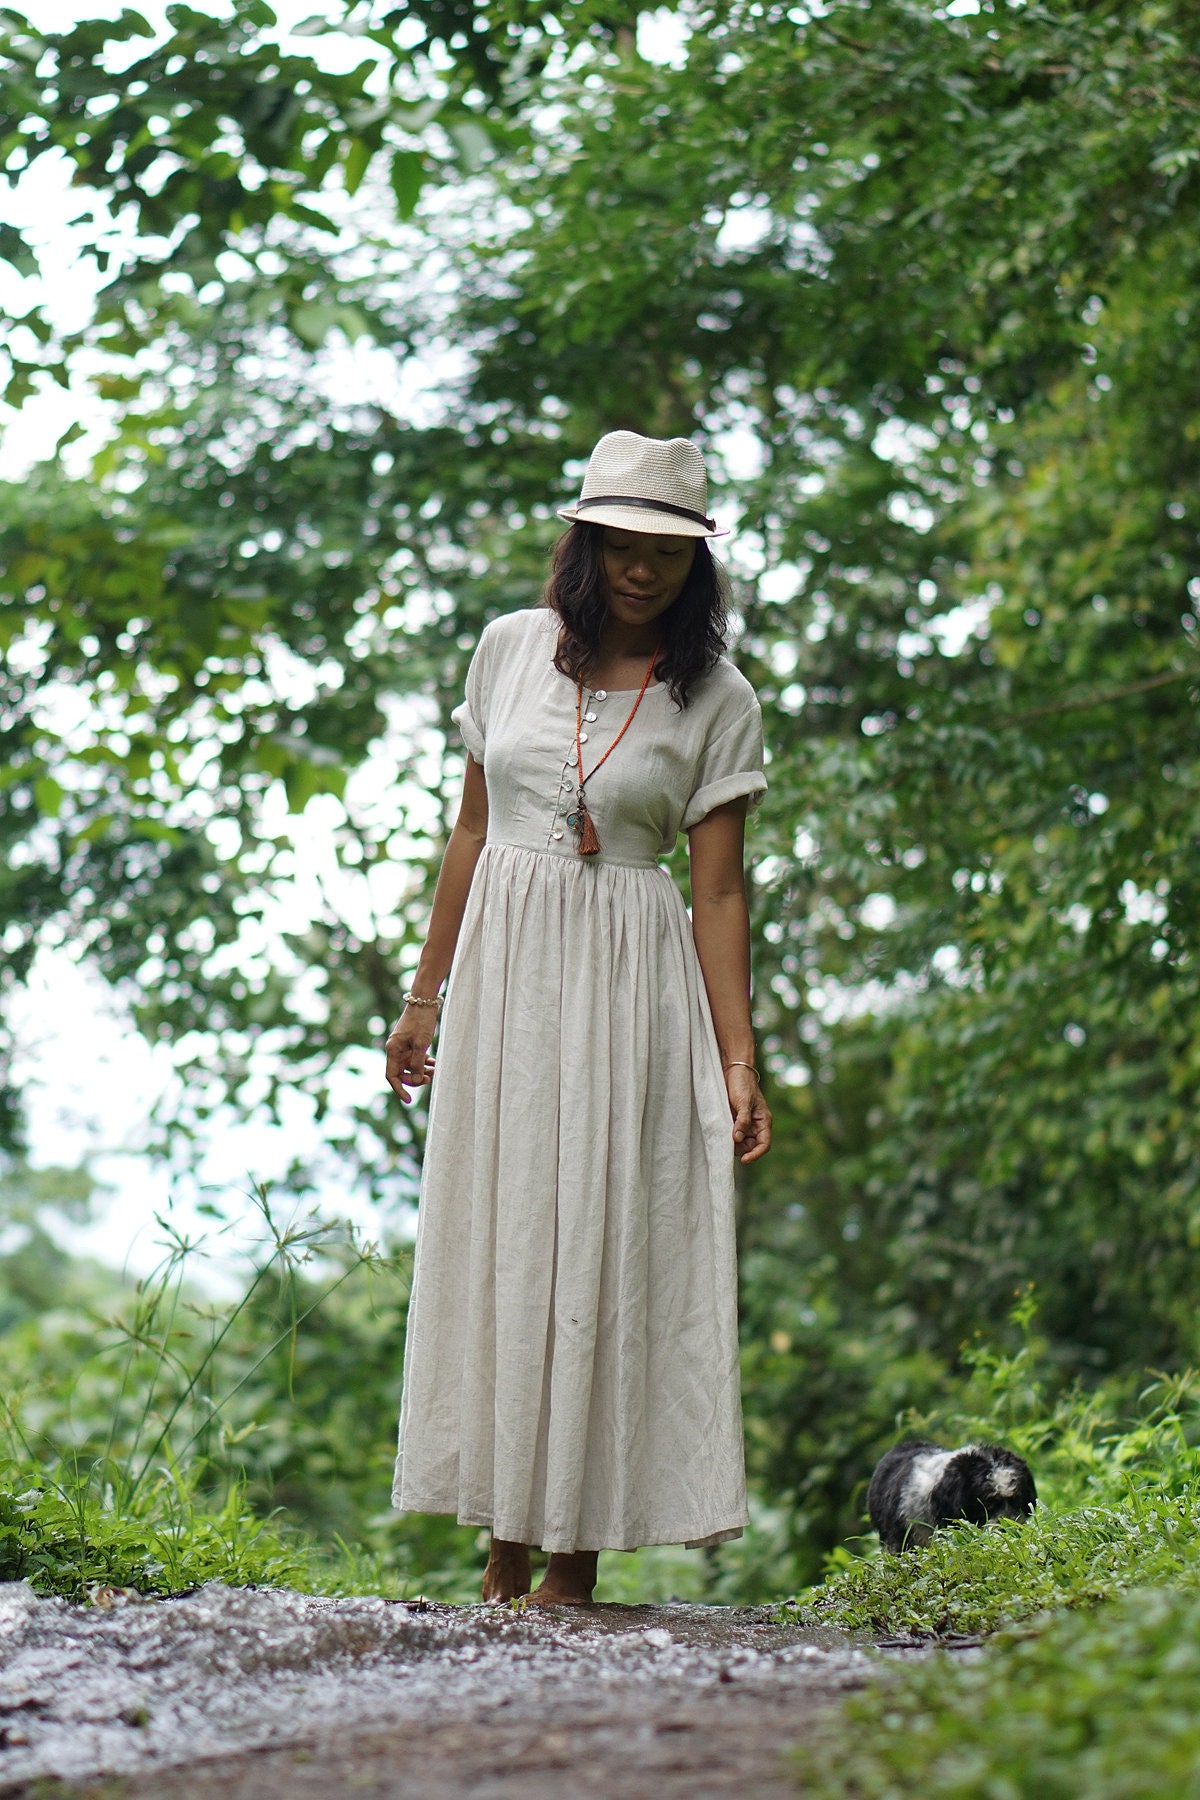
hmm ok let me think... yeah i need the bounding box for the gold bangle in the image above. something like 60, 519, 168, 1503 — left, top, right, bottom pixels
723, 1061, 760, 1082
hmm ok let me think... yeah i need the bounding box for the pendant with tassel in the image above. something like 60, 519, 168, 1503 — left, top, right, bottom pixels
568, 657, 655, 861
567, 786, 601, 857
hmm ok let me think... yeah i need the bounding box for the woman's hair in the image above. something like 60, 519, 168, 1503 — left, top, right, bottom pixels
545, 521, 728, 707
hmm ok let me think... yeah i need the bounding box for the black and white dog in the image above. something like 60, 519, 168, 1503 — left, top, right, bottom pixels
867, 1440, 1037, 1552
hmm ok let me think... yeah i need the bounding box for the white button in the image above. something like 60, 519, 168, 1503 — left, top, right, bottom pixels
561, 775, 573, 789
578, 731, 588, 744
594, 689, 607, 701
552, 830, 563, 840
584, 711, 597, 723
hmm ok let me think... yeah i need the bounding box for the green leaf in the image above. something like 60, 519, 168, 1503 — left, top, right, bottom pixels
389, 148, 424, 219
286, 202, 339, 234
33, 776, 63, 817
342, 136, 373, 197
446, 119, 490, 172
282, 758, 346, 812
289, 303, 339, 347
0, 223, 39, 278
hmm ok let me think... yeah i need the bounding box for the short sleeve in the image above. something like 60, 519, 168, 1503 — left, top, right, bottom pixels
681, 700, 767, 831
450, 626, 491, 762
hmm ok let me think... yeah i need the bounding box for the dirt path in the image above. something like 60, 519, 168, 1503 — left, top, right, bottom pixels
0, 1584, 876, 1798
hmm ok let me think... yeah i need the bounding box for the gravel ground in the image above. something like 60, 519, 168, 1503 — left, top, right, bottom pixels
0, 1582, 879, 1798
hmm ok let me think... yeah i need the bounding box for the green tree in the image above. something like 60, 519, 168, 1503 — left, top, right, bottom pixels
444, 0, 1200, 1546
3, 0, 1199, 1579
0, 1159, 115, 1330
0, 0, 544, 404
0, 0, 576, 1172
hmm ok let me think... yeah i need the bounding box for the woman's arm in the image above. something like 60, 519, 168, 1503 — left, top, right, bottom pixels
385, 753, 489, 1105
687, 798, 772, 1164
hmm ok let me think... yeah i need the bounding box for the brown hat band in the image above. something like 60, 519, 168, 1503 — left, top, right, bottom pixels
573, 494, 716, 531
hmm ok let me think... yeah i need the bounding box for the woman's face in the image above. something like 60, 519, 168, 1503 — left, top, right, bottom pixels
600, 527, 696, 632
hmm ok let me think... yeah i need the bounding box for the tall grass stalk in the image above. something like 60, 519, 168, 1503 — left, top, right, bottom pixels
112, 1190, 390, 1492
0, 1188, 408, 1599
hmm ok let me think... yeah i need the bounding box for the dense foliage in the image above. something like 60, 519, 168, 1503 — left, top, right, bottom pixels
0, 1470, 317, 1601
789, 1305, 1200, 1635
797, 1587, 1200, 1800
2, 0, 1198, 1594
0, 1188, 799, 1601
789, 1319, 1200, 1797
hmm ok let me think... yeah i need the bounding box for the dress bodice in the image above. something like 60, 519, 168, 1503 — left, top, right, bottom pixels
452, 609, 765, 869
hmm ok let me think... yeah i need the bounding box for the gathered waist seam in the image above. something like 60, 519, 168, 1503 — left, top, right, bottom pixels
483, 838, 664, 873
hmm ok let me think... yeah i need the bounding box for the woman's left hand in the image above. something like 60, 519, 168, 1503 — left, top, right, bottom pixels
724, 1066, 772, 1164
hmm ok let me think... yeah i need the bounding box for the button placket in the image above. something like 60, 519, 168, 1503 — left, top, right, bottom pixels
549, 743, 578, 847
547, 686, 606, 848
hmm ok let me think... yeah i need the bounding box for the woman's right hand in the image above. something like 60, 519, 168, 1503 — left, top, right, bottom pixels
385, 1005, 438, 1105
724, 1064, 772, 1164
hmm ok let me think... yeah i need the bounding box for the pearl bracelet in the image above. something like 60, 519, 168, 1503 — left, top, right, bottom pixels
403, 990, 444, 1010
723, 1061, 761, 1082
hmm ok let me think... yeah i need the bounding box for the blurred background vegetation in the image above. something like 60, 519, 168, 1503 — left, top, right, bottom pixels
0, 0, 1197, 1605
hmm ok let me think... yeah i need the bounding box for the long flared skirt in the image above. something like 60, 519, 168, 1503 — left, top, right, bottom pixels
391, 842, 748, 1553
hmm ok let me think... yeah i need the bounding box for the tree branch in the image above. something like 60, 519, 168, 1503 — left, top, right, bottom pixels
817, 25, 872, 53
1000, 667, 1192, 727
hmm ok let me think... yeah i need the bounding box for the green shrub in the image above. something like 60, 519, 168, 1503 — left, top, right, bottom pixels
785, 1300, 1200, 1799
888, 1293, 1200, 1517
0, 1463, 314, 1601
0, 1195, 451, 1602
792, 1490, 1200, 1638
796, 1587, 1200, 1800
780, 1291, 1200, 1637
0, 1188, 817, 1605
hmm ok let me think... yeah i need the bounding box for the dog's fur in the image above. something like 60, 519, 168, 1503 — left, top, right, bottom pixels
867, 1439, 1037, 1552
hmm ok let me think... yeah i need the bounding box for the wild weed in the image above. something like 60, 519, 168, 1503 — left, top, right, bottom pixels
796, 1587, 1200, 1800
0, 1188, 411, 1601
783, 1292, 1200, 1636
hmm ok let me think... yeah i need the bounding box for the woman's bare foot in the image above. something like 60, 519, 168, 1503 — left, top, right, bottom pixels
526, 1550, 599, 1607
482, 1538, 531, 1602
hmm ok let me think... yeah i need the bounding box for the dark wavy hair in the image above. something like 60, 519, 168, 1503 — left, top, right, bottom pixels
545, 521, 729, 708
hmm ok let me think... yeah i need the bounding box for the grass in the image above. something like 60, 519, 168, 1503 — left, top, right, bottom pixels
782, 1292, 1200, 1639
4, 1249, 1200, 1800
795, 1586, 1200, 1800
791, 1491, 1200, 1637
785, 1298, 1200, 1797
0, 1191, 422, 1603
592, 1496, 808, 1606
0, 1180, 817, 1610
0, 1462, 315, 1601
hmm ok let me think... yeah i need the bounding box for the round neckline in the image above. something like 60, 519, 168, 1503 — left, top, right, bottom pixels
540, 610, 666, 697
587, 681, 667, 697
546, 661, 668, 698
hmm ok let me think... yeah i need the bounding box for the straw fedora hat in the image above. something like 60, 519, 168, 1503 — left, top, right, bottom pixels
557, 430, 725, 538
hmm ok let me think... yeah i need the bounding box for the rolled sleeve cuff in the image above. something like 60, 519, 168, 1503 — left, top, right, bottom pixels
451, 699, 484, 763
681, 771, 767, 831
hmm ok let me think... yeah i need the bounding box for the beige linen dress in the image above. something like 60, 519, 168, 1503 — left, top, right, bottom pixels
392, 607, 767, 1552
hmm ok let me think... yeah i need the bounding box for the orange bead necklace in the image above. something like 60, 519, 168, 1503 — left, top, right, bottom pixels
567, 653, 658, 858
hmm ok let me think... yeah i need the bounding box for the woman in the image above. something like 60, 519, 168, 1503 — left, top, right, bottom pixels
386, 430, 772, 1606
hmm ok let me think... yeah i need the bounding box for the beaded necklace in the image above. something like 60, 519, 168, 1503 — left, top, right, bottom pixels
566, 652, 658, 857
